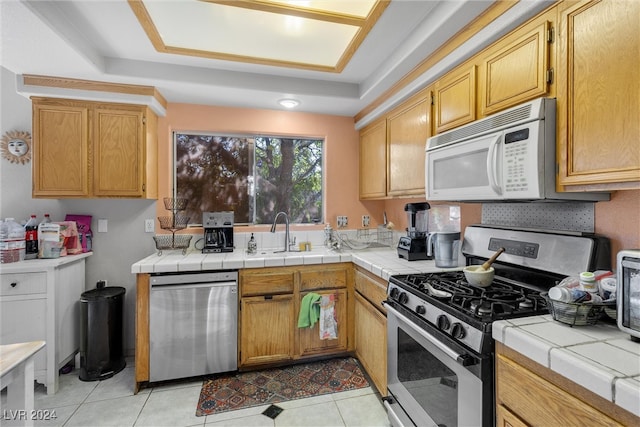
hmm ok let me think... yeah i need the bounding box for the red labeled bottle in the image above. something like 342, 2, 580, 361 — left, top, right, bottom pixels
24, 214, 38, 259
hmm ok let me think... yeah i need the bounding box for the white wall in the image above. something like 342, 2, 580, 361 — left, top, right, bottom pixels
1, 67, 157, 355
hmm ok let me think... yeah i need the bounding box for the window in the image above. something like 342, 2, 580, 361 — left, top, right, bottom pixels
174, 132, 323, 225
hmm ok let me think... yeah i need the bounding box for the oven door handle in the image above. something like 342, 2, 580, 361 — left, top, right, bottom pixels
384, 302, 474, 366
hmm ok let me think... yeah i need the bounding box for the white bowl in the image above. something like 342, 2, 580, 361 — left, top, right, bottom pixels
463, 266, 495, 287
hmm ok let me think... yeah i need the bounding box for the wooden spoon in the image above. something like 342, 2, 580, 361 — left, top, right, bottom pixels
480, 247, 505, 270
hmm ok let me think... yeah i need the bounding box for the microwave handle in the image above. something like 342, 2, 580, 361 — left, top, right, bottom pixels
486, 133, 502, 195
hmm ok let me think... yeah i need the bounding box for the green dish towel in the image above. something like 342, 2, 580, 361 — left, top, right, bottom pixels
298, 292, 322, 328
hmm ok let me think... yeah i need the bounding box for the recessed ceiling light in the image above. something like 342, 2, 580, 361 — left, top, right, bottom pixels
278, 99, 300, 109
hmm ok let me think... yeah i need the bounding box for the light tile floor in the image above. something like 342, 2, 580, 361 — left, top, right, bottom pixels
2, 359, 391, 427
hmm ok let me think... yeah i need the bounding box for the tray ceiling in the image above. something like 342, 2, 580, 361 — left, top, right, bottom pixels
131, 0, 386, 72
0, 0, 553, 118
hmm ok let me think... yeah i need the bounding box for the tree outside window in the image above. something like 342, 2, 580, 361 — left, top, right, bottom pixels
174, 132, 323, 225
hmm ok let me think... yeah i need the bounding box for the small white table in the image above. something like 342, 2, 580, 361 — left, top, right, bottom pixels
0, 341, 46, 427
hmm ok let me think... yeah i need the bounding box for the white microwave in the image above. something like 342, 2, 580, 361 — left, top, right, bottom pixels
425, 98, 609, 202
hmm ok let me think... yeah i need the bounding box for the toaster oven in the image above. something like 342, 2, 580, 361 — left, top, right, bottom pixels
617, 249, 640, 341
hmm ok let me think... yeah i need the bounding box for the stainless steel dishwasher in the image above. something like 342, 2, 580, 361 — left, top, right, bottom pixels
149, 271, 238, 382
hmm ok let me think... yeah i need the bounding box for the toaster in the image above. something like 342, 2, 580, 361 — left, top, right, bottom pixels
617, 249, 640, 341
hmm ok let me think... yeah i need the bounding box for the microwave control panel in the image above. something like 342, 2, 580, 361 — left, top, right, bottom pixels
503, 128, 532, 195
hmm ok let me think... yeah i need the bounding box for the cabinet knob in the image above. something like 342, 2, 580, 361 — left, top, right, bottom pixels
10, 282, 17, 288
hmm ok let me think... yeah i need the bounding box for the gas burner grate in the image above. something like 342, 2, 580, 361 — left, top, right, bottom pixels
391, 272, 549, 321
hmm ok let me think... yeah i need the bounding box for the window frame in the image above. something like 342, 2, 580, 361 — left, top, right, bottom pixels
172, 130, 325, 227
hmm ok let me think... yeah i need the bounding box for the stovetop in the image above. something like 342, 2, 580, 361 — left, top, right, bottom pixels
386, 225, 611, 354
389, 271, 548, 325
387, 271, 550, 354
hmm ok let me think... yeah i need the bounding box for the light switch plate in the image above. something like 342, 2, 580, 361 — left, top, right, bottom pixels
98, 219, 108, 233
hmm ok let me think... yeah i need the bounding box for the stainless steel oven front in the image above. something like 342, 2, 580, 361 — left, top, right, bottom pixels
383, 302, 493, 427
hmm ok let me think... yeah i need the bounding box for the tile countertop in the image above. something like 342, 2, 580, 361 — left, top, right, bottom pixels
494, 315, 640, 418
133, 247, 640, 418
130, 246, 462, 277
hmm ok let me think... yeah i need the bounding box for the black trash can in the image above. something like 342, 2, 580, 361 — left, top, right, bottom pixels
79, 283, 126, 381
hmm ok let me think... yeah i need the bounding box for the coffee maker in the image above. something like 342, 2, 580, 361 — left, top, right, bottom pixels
397, 202, 431, 261
202, 212, 234, 253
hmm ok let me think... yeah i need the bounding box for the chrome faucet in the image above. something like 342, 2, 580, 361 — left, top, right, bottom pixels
270, 211, 291, 252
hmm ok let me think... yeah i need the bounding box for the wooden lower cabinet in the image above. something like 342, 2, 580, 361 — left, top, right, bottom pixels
496, 405, 528, 427
353, 267, 387, 395
298, 288, 348, 357
240, 294, 295, 366
239, 264, 352, 369
496, 342, 636, 426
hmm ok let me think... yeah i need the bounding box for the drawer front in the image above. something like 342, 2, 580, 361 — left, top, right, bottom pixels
354, 269, 387, 313
0, 273, 47, 296
299, 267, 347, 291
241, 271, 295, 296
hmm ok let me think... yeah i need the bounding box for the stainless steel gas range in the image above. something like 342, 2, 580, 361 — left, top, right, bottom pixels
382, 225, 611, 427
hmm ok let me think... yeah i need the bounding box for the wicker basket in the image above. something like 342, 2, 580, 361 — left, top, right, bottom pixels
158, 215, 190, 230
543, 293, 616, 326
153, 234, 192, 255
163, 197, 188, 211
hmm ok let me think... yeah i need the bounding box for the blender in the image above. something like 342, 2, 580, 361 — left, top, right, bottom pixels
397, 202, 431, 261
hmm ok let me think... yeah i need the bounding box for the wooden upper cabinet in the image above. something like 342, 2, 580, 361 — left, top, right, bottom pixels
434, 65, 476, 133
556, 0, 640, 190
359, 118, 387, 199
479, 19, 552, 116
93, 108, 144, 197
31, 98, 158, 198
32, 102, 90, 197
387, 90, 430, 197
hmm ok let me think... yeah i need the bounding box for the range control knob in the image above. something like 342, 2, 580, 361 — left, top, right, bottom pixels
451, 322, 466, 339
390, 287, 399, 300
398, 292, 409, 304
416, 305, 426, 315
436, 315, 450, 330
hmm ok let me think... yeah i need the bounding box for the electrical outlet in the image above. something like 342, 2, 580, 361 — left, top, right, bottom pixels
337, 215, 348, 227
362, 215, 370, 227
144, 219, 155, 233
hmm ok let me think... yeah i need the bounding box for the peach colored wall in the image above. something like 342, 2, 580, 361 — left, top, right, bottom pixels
157, 103, 383, 231
156, 103, 638, 265
596, 189, 640, 264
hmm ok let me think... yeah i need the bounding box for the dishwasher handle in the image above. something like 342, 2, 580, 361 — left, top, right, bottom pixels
151, 281, 237, 291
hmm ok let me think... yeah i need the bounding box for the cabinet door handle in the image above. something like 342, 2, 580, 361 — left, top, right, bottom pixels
10, 282, 17, 287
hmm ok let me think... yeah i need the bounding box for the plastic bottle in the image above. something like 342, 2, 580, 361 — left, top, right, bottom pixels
40, 214, 52, 225
247, 233, 257, 254
24, 214, 39, 259
579, 271, 598, 293
85, 230, 93, 252
1, 218, 26, 263
548, 286, 602, 303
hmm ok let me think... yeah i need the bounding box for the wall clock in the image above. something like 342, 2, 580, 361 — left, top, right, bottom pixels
0, 130, 32, 164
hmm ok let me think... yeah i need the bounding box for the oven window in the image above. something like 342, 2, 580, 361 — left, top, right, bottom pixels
397, 329, 458, 427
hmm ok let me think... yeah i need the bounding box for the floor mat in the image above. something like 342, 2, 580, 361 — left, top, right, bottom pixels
196, 356, 370, 416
